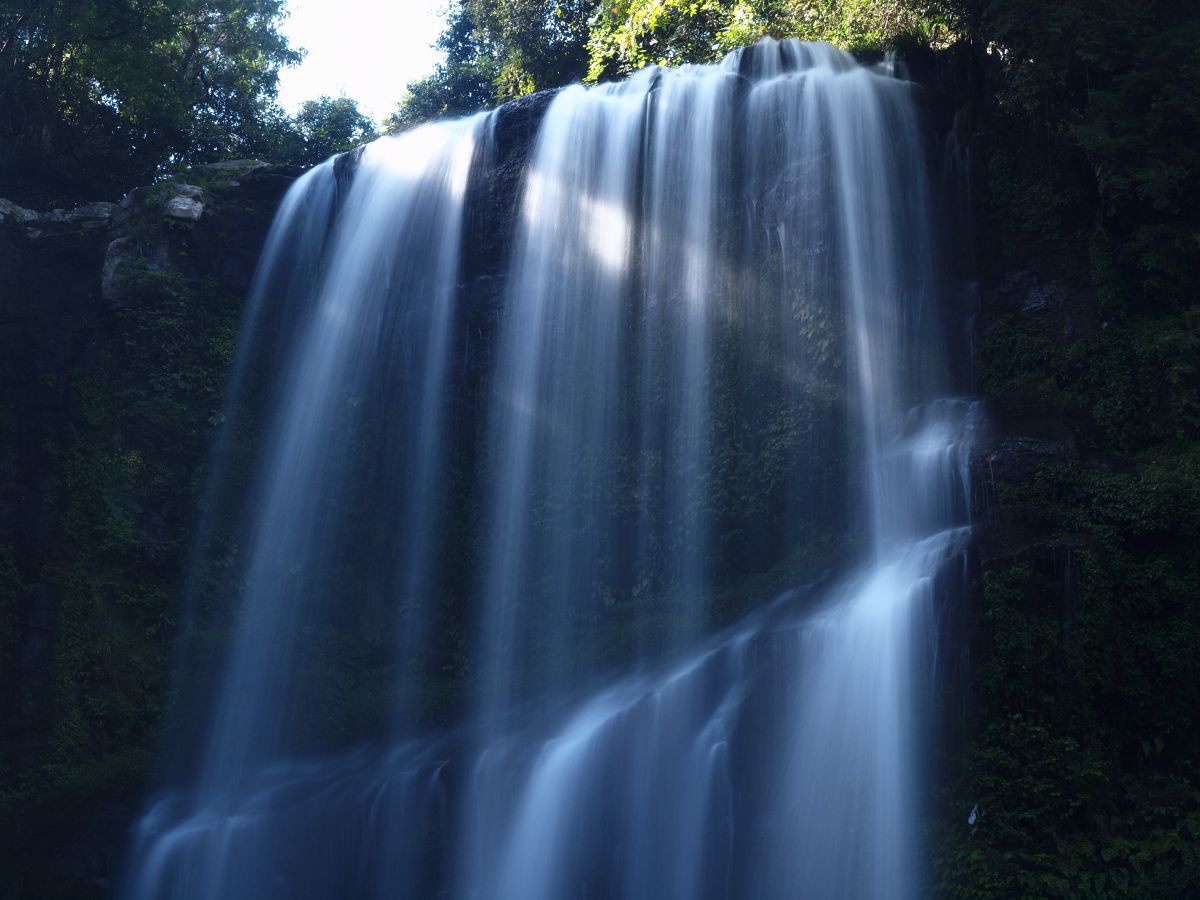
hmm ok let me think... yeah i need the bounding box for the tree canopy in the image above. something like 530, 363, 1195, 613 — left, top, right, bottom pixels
0, 0, 306, 203
586, 0, 958, 82
383, 2, 497, 133
387, 0, 594, 133
388, 0, 964, 130
281, 95, 379, 165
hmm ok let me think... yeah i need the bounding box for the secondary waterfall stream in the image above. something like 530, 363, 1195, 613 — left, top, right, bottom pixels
124, 39, 976, 899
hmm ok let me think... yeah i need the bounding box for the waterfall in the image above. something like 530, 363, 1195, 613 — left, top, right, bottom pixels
123, 39, 975, 899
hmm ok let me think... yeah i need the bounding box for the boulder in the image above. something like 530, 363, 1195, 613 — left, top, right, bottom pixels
100, 233, 171, 307
64, 201, 118, 229
0, 198, 37, 224
164, 194, 204, 222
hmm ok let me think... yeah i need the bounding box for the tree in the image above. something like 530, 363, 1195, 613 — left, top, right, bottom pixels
586, 0, 958, 83
474, 0, 596, 99
387, 0, 597, 132
385, 1, 498, 133
290, 96, 378, 165
0, 0, 300, 204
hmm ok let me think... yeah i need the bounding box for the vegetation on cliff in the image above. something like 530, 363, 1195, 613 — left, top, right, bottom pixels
934, 1, 1200, 896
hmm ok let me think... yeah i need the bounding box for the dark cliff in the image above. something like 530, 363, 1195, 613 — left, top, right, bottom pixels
0, 163, 299, 896
926, 42, 1200, 897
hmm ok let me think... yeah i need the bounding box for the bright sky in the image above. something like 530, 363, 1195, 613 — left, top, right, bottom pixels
276, 0, 449, 124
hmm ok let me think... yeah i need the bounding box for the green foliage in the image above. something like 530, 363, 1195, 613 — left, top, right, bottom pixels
0, 0, 301, 203
392, 0, 964, 128
389, 0, 596, 131
587, 0, 960, 82
935, 433, 1200, 898
936, 518, 1200, 896
978, 304, 1200, 459
287, 96, 379, 166
385, 2, 498, 132
473, 0, 595, 99
585, 0, 732, 80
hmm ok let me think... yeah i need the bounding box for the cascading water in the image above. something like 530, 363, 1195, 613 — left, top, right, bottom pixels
124, 39, 976, 899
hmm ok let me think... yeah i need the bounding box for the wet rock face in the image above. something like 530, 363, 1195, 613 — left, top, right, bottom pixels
454, 89, 557, 419
101, 184, 211, 306
462, 88, 558, 295
969, 404, 1081, 501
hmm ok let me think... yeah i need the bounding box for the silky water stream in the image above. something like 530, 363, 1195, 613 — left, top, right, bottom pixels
125, 39, 977, 900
